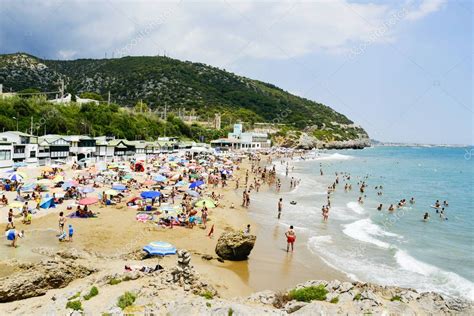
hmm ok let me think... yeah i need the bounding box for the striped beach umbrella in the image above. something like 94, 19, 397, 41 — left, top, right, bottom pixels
143, 241, 176, 256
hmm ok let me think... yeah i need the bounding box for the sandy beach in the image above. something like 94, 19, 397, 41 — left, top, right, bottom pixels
0, 154, 346, 302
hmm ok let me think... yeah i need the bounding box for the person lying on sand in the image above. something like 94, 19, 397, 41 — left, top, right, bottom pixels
125, 264, 163, 273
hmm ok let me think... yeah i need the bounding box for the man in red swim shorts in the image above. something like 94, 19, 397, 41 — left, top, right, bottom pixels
285, 225, 296, 252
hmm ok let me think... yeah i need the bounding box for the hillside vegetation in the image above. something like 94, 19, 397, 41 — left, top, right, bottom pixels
0, 53, 368, 143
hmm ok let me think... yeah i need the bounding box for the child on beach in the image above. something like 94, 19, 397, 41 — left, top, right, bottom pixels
68, 224, 74, 242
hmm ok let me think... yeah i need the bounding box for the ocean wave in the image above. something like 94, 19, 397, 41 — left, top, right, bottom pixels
309, 153, 355, 161
342, 218, 400, 249
395, 250, 474, 301
346, 201, 365, 214
308, 235, 333, 244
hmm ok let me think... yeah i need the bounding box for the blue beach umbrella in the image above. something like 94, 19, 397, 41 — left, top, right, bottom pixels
153, 175, 167, 182
189, 180, 204, 189
112, 184, 127, 191
141, 191, 161, 199
13, 162, 27, 168
143, 241, 177, 256
174, 180, 187, 187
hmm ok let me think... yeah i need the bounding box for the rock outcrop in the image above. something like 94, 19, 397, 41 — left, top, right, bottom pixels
0, 259, 95, 303
215, 231, 256, 261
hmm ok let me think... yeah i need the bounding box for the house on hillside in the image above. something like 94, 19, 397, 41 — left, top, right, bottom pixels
210, 123, 271, 150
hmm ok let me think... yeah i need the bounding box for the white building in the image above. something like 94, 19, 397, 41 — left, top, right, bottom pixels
63, 135, 96, 160
0, 138, 13, 169
0, 131, 38, 165
38, 135, 71, 165
211, 123, 271, 150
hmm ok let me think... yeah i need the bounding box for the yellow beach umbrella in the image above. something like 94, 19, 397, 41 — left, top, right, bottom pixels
41, 166, 54, 172
53, 175, 64, 183
104, 189, 119, 196
195, 199, 216, 208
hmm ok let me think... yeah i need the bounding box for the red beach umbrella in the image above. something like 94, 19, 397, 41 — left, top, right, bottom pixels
79, 197, 99, 205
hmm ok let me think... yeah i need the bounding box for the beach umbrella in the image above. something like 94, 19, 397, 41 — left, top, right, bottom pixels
79, 197, 99, 205
185, 190, 200, 198
8, 172, 26, 181
123, 174, 133, 180
79, 186, 95, 194
189, 180, 204, 189
112, 184, 126, 191
143, 179, 156, 186
195, 199, 216, 208
13, 162, 27, 168
41, 166, 54, 172
153, 175, 167, 182
104, 189, 119, 196
141, 191, 161, 199
174, 180, 187, 187
143, 241, 176, 256
62, 180, 78, 189
107, 163, 118, 169
9, 201, 23, 208
20, 183, 36, 192
53, 175, 64, 183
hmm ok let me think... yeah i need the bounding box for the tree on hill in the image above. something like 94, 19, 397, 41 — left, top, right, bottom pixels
79, 92, 104, 101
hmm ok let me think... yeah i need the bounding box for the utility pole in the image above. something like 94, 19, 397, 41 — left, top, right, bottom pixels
163, 104, 167, 137
30, 117, 33, 135
107, 91, 111, 106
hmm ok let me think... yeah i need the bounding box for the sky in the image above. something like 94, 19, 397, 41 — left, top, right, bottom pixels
0, 0, 472, 145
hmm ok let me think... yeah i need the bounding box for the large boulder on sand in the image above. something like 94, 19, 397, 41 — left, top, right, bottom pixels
215, 231, 256, 261
0, 259, 95, 302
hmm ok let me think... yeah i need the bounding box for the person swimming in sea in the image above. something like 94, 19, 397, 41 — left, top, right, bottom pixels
388, 204, 395, 211
423, 212, 430, 221
410, 197, 415, 204
377, 204, 383, 211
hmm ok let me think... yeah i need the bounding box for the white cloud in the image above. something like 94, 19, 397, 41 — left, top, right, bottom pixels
57, 50, 77, 59
405, 0, 446, 21
1, 0, 446, 65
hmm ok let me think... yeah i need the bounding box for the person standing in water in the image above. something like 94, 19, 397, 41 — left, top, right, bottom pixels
285, 225, 296, 252
278, 198, 283, 219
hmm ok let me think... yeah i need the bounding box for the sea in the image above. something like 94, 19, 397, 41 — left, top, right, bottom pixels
248, 146, 474, 300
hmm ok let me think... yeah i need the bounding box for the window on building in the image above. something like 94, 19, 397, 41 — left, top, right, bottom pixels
14, 146, 25, 154
0, 150, 12, 161
30, 151, 36, 158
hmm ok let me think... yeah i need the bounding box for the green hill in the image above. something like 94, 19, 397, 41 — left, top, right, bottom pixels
0, 53, 368, 144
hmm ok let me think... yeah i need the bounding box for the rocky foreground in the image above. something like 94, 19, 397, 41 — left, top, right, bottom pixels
0, 248, 472, 315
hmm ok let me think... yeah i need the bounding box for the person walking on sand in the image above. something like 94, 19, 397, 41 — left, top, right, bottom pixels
278, 198, 283, 219
285, 225, 296, 252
